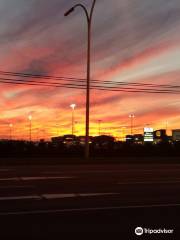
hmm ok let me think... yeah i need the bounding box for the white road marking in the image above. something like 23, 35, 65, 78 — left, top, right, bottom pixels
0, 192, 119, 202
117, 180, 180, 185
0, 185, 34, 189
43, 171, 63, 174
1, 203, 180, 216
43, 193, 76, 199
43, 170, 154, 175
41, 169, 180, 175
21, 176, 75, 181
0, 177, 19, 181
0, 176, 74, 181
42, 192, 119, 199
78, 193, 119, 197
0, 195, 40, 201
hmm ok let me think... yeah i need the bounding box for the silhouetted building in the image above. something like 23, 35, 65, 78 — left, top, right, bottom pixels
92, 135, 114, 149
153, 129, 168, 143
51, 135, 77, 147
76, 136, 93, 145
77, 136, 86, 145
172, 129, 180, 142
125, 134, 143, 144
51, 136, 64, 145
62, 135, 77, 146
125, 135, 134, 143
133, 134, 143, 144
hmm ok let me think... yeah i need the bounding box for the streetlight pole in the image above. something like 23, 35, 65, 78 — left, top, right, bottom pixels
64, 0, 96, 160
165, 120, 168, 134
129, 114, 135, 135
121, 126, 126, 141
9, 123, 13, 140
70, 104, 76, 135
98, 120, 102, 136
28, 115, 32, 142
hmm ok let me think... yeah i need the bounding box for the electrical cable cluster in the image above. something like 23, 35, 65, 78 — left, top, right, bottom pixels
0, 70, 179, 94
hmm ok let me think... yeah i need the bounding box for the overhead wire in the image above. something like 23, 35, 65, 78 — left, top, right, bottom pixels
0, 77, 180, 94
0, 70, 179, 94
0, 70, 180, 88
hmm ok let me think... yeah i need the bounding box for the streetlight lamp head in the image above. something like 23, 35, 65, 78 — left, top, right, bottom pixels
28, 115, 32, 121
9, 123, 13, 128
70, 104, 76, 109
64, 7, 74, 16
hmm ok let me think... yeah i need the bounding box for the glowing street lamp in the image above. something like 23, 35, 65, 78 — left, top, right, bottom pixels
64, 0, 96, 160
28, 115, 32, 142
129, 114, 135, 135
70, 104, 76, 135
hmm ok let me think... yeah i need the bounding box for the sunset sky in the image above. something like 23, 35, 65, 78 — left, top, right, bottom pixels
0, 0, 180, 140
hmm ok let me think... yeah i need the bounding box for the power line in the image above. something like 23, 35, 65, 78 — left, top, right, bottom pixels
0, 77, 180, 94
0, 70, 180, 89
1, 76, 180, 93
0, 77, 86, 88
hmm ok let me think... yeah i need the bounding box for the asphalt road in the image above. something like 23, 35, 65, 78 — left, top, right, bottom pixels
0, 163, 180, 239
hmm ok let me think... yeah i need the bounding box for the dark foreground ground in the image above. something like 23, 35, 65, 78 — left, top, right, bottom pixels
0, 162, 180, 239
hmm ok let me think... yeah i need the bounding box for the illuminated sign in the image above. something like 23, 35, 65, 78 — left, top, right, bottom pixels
144, 127, 154, 142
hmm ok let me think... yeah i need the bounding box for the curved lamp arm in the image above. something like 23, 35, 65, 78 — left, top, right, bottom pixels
64, 0, 96, 24
64, 4, 89, 23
